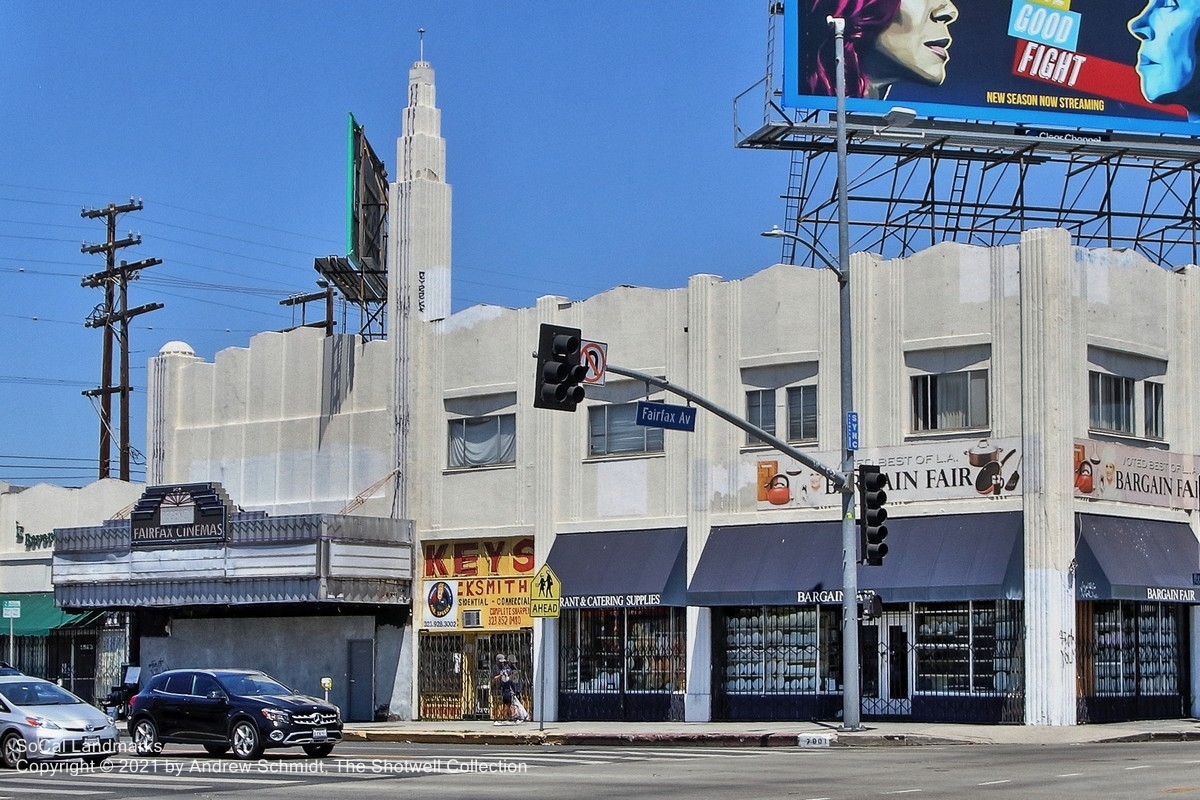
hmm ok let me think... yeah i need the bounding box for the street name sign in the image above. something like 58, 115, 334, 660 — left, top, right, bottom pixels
635, 401, 696, 432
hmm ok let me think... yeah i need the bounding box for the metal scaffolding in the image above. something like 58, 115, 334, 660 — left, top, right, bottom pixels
738, 10, 1200, 271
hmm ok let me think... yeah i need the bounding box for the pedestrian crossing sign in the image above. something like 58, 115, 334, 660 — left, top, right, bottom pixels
530, 564, 561, 618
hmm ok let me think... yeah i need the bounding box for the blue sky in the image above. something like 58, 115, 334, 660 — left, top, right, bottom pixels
1, 2, 788, 485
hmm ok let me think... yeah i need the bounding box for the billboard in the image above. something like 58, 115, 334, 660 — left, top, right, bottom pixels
782, 0, 1200, 137
346, 113, 389, 271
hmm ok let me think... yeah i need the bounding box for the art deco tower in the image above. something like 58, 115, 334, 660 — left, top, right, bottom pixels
389, 54, 451, 328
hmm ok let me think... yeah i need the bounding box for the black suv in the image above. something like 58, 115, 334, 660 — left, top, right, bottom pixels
127, 669, 342, 759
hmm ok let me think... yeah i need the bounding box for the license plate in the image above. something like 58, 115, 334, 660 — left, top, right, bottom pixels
83, 736, 100, 750
312, 729, 327, 741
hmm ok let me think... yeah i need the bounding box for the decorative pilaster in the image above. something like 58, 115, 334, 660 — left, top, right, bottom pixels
1020, 228, 1078, 726
685, 273, 722, 721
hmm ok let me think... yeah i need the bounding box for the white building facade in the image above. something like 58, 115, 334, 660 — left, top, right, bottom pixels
132, 226, 1200, 727
124, 57, 1200, 726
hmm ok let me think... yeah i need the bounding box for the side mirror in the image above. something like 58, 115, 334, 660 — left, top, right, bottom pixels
207, 691, 227, 703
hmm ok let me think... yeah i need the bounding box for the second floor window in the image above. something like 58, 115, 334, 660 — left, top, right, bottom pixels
448, 414, 516, 468
590, 403, 664, 457
787, 385, 818, 442
911, 369, 988, 432
1089, 372, 1134, 435
1145, 381, 1164, 440
746, 389, 776, 446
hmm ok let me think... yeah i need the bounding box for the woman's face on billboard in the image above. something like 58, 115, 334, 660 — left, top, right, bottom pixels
868, 0, 959, 90
1129, 0, 1200, 105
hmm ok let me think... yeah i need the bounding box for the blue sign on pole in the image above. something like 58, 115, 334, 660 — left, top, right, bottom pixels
635, 401, 697, 432
846, 411, 859, 451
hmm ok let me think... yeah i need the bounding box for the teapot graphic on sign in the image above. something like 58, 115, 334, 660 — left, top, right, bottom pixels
1075, 461, 1094, 494
765, 474, 791, 505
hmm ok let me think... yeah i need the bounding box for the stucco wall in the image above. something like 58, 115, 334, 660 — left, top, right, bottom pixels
137, 615, 392, 721
1, 479, 144, 593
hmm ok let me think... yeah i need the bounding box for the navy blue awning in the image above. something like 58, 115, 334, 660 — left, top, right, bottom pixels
689, 513, 1024, 606
688, 521, 843, 606
861, 513, 1024, 603
546, 528, 687, 608
1075, 514, 1200, 603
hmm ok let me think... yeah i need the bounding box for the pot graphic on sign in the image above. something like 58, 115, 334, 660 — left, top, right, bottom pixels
765, 474, 792, 505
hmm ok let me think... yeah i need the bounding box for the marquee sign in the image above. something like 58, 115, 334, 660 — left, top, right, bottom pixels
129, 483, 233, 547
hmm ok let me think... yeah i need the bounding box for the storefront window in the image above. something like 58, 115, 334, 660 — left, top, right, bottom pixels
1080, 601, 1181, 697
717, 606, 842, 695
914, 601, 1022, 695
559, 607, 685, 694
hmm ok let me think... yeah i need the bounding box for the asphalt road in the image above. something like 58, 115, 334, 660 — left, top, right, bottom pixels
0, 740, 1197, 799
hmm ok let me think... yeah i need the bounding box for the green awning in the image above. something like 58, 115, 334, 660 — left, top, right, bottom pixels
0, 593, 86, 637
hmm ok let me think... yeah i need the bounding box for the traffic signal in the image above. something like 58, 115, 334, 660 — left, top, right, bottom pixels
858, 465, 889, 566
534, 323, 587, 412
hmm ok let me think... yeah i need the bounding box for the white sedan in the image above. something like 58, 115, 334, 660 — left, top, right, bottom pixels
0, 676, 119, 767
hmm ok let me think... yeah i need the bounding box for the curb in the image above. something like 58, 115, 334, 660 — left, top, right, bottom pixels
1098, 731, 1200, 743
342, 730, 973, 748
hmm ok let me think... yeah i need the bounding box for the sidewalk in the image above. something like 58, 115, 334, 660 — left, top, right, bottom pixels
343, 717, 1200, 748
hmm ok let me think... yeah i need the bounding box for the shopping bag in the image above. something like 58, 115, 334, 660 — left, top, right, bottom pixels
512, 696, 529, 722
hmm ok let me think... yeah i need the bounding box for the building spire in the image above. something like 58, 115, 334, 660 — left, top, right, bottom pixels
418, 27, 425, 63
388, 46, 451, 326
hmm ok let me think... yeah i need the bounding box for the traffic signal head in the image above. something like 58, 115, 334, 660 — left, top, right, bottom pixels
858, 465, 889, 566
534, 323, 588, 412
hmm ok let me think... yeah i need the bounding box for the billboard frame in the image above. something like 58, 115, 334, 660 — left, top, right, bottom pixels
736, 5, 1200, 270
346, 113, 389, 273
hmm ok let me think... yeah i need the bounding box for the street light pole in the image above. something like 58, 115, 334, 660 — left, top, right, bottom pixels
829, 14, 861, 732
761, 25, 917, 731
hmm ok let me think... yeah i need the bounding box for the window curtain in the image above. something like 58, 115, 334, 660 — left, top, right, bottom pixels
449, 415, 515, 467
936, 373, 968, 429
590, 404, 663, 455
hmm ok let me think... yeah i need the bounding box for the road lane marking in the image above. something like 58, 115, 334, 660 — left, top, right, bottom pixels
0, 789, 109, 796
570, 748, 767, 757
978, 780, 1011, 785
884, 791, 923, 795
1057, 773, 1083, 777
1125, 765, 1151, 770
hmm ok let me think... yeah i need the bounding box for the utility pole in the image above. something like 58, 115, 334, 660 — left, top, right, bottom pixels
279, 284, 336, 336
81, 199, 163, 481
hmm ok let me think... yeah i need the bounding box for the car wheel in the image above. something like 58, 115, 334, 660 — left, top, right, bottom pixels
302, 743, 334, 758
203, 744, 230, 756
230, 720, 264, 760
0, 732, 27, 769
132, 718, 162, 756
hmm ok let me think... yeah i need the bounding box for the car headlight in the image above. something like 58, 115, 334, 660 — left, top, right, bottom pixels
260, 708, 290, 724
24, 716, 61, 730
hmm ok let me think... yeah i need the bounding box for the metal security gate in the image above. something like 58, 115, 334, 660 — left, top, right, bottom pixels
713, 601, 1025, 724
861, 610, 913, 717
418, 631, 532, 721
47, 628, 97, 703
558, 607, 686, 721
1076, 601, 1190, 723
0, 637, 47, 678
